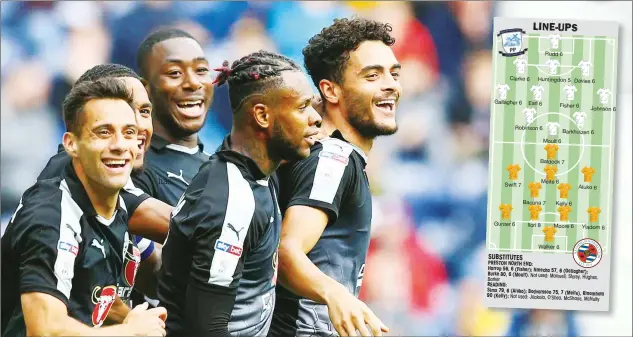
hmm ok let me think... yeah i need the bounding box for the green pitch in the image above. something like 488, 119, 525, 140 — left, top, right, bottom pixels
486, 33, 618, 255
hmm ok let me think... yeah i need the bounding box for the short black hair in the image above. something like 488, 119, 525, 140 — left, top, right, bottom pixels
75, 63, 141, 85
302, 17, 395, 88
63, 78, 134, 134
136, 28, 197, 78
213, 50, 302, 113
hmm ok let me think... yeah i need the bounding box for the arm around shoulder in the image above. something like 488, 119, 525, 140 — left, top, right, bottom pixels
128, 197, 172, 243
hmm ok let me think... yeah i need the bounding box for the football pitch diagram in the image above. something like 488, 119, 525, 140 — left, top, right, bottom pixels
486, 31, 618, 256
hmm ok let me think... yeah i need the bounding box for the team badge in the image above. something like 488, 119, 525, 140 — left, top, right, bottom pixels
498, 28, 528, 57
573, 238, 603, 268
91, 285, 117, 327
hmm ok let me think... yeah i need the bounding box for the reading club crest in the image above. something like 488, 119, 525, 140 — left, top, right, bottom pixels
573, 238, 603, 268
498, 28, 528, 57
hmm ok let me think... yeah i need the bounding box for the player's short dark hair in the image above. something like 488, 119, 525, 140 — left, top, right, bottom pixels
63, 78, 134, 134
302, 17, 395, 88
75, 64, 141, 85
213, 50, 302, 113
136, 28, 197, 78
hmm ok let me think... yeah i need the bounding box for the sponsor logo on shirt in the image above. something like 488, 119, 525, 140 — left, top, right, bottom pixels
319, 151, 349, 165
58, 241, 79, 256
215, 240, 243, 257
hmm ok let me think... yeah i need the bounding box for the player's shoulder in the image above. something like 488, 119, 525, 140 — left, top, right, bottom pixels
316, 137, 357, 159
184, 154, 231, 197
182, 152, 254, 213
9, 178, 69, 231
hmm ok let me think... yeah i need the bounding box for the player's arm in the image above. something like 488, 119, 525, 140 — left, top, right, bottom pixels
128, 198, 172, 243
134, 239, 162, 299
279, 210, 387, 337
104, 295, 130, 324
123, 178, 172, 244
22, 292, 167, 336
277, 152, 388, 336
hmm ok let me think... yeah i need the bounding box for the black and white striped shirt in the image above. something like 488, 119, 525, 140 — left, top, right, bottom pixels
157, 135, 281, 337
1, 161, 134, 335
271, 130, 373, 337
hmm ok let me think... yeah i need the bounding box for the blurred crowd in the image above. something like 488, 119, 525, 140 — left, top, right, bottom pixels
2, 1, 630, 336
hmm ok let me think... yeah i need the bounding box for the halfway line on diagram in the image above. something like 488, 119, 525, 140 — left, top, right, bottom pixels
494, 141, 610, 148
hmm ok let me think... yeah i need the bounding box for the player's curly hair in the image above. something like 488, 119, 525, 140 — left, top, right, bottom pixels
213, 50, 302, 113
302, 17, 395, 89
75, 64, 141, 85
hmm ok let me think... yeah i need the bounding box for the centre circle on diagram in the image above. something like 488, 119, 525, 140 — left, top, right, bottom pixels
520, 112, 585, 178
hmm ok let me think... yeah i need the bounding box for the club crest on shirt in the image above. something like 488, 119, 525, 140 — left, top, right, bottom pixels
91, 285, 117, 327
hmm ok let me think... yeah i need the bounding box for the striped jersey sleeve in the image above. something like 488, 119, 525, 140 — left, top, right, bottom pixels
121, 179, 151, 217
12, 181, 83, 306
282, 140, 355, 224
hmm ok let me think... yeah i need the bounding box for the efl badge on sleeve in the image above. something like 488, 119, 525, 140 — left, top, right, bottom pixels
498, 28, 528, 57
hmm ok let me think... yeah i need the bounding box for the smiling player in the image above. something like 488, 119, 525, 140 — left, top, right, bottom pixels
133, 28, 215, 206
270, 17, 403, 337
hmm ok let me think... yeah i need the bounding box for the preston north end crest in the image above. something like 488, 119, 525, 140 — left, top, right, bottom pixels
498, 28, 528, 57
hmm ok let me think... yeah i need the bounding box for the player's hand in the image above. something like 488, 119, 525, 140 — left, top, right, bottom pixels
123, 302, 167, 336
324, 285, 389, 336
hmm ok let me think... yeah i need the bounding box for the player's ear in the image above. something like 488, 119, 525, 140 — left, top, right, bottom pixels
319, 79, 339, 105
252, 102, 270, 129
62, 132, 80, 158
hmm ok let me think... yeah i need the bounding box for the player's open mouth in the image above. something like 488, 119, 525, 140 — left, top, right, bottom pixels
374, 99, 396, 114
175, 99, 205, 118
102, 159, 130, 173
137, 135, 146, 152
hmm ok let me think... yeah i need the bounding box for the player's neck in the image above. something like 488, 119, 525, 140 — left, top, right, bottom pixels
72, 160, 119, 219
153, 121, 199, 149
324, 104, 374, 155
229, 128, 279, 177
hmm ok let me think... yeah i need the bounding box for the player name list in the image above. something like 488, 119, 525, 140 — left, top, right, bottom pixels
485, 17, 617, 312
485, 253, 609, 310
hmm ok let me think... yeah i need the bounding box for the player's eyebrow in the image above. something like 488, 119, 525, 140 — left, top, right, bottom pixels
136, 102, 152, 110
165, 57, 208, 64
359, 63, 401, 74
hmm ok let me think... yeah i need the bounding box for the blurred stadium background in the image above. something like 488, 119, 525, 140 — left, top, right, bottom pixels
1, 1, 631, 336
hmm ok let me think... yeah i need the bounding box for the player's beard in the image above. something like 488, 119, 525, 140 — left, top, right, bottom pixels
343, 89, 398, 138
269, 121, 305, 163
131, 154, 147, 176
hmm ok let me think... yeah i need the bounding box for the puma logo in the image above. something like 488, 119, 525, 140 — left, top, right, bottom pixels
166, 169, 189, 186
91, 238, 106, 258
227, 223, 244, 240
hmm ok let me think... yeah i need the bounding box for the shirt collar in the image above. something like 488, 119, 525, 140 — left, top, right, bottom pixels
215, 135, 267, 181
150, 134, 205, 153
62, 160, 126, 218
329, 130, 368, 163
